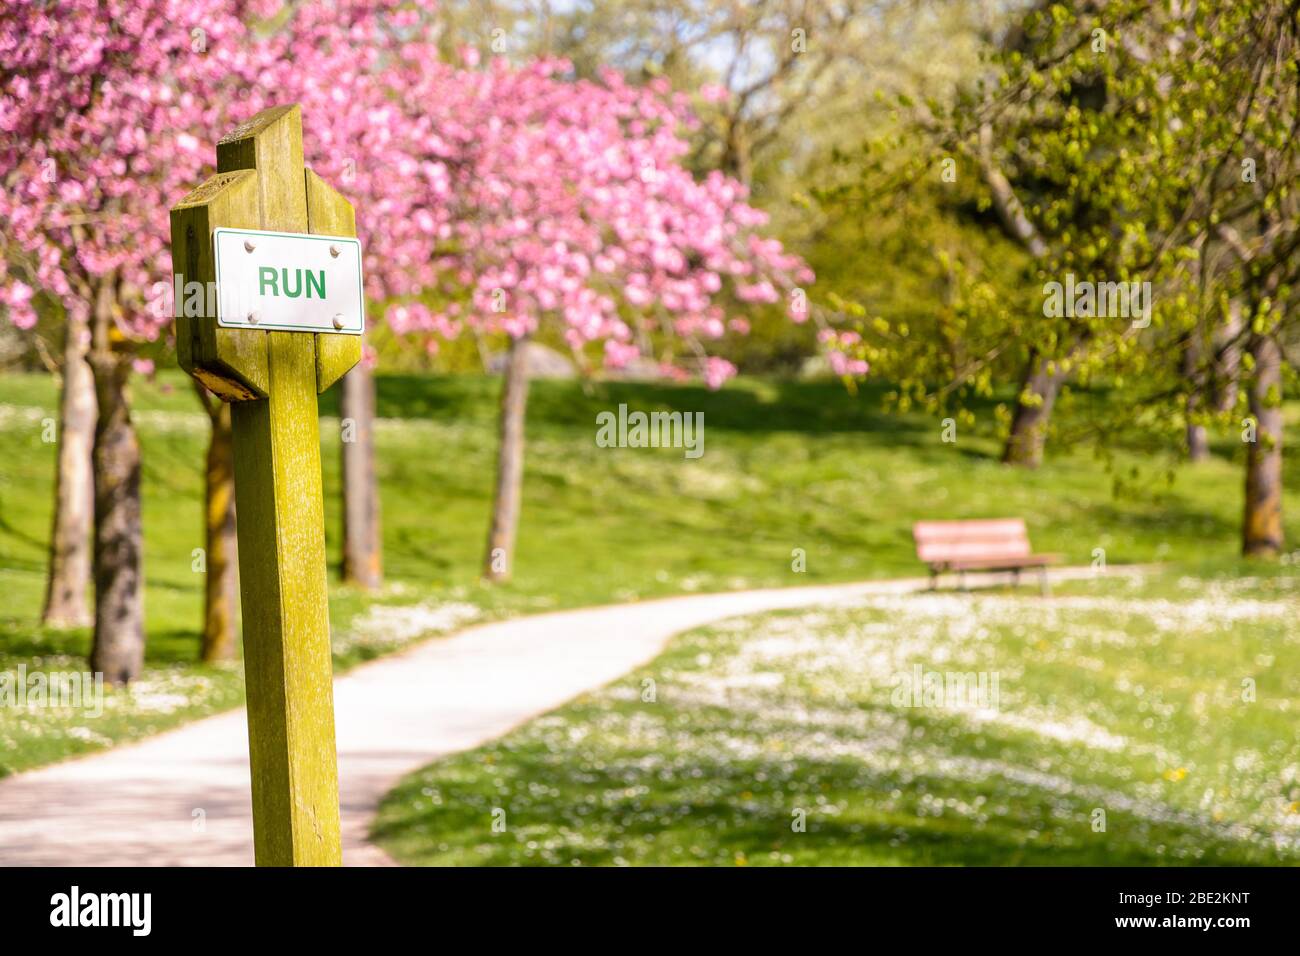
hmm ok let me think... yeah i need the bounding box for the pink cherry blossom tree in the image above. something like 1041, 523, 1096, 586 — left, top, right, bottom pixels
3, 1, 823, 672
368, 51, 815, 581
0, 0, 416, 677
2, 0, 251, 678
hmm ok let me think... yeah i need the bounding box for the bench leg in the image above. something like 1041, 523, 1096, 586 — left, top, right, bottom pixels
1012, 568, 1020, 587
1038, 565, 1051, 597
929, 568, 938, 591
958, 569, 968, 592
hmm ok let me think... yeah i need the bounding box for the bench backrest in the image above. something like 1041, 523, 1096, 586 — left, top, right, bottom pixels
913, 518, 1032, 564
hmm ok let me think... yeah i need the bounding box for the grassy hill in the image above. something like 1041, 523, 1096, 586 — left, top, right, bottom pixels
1, 369, 1296, 774
373, 569, 1300, 866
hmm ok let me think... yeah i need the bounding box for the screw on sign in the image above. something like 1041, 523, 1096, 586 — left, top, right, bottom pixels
169, 104, 363, 866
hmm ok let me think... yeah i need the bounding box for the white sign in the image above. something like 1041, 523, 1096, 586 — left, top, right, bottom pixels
213, 227, 365, 335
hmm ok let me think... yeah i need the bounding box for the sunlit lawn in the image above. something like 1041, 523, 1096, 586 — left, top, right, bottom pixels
373, 566, 1300, 866
2, 369, 1298, 776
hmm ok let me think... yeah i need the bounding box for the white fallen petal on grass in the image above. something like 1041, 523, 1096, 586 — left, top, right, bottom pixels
334, 600, 481, 654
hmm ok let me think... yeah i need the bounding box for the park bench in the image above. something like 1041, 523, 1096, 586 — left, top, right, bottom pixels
913, 518, 1060, 595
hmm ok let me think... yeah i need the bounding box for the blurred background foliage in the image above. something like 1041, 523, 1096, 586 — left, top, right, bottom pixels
1, 0, 1014, 380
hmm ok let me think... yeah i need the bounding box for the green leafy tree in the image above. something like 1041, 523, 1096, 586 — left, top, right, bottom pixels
827, 0, 1299, 554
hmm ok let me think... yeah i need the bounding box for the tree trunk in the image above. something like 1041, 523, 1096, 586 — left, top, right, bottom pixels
88, 335, 145, 685
200, 391, 238, 662
482, 335, 530, 582
1182, 334, 1210, 462
1242, 332, 1283, 557
1187, 422, 1210, 463
340, 363, 382, 589
721, 117, 753, 187
1212, 299, 1243, 413
1002, 351, 1067, 468
978, 122, 1070, 469
977, 123, 1050, 259
41, 308, 96, 627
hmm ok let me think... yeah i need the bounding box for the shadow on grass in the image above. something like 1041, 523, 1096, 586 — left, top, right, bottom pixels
325, 374, 953, 440
373, 748, 1265, 866
0, 621, 206, 664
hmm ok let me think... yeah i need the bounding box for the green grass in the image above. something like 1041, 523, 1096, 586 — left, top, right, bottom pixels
1, 369, 1297, 777
372, 566, 1300, 866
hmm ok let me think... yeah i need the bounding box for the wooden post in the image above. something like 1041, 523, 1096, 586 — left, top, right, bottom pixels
169, 105, 361, 865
